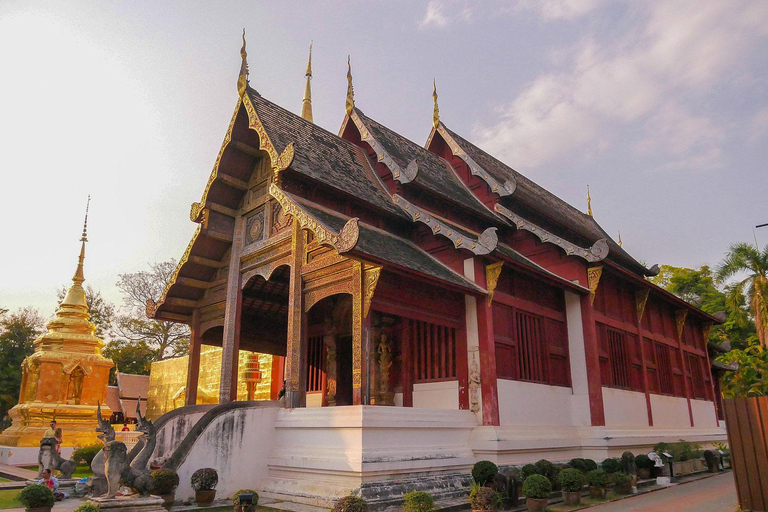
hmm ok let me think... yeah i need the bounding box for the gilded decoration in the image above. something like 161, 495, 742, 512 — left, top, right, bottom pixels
432, 80, 440, 129
246, 210, 265, 244
635, 288, 650, 323
495, 203, 610, 263
242, 93, 281, 167
352, 263, 363, 389
363, 265, 382, 318
237, 30, 249, 97
271, 202, 292, 233
350, 111, 416, 184
346, 56, 354, 116
587, 266, 603, 305
393, 194, 497, 255
702, 322, 713, 343
485, 262, 504, 306
150, 225, 202, 318
437, 124, 516, 196
676, 309, 688, 340
285, 224, 304, 393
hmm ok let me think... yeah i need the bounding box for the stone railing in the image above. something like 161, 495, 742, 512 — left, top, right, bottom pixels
115, 431, 143, 450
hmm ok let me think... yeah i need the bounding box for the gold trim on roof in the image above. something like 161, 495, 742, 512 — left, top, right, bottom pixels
147, 225, 202, 319
587, 185, 593, 217
237, 29, 249, 98
349, 111, 416, 184
432, 79, 440, 129
346, 56, 355, 116
301, 43, 313, 123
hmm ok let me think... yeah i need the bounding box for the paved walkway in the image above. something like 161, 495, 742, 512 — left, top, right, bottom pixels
0, 463, 37, 481
589, 472, 737, 512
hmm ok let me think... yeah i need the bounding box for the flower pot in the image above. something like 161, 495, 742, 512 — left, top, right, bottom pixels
637, 468, 651, 480
563, 491, 581, 505
158, 493, 175, 510
525, 497, 548, 512
195, 489, 216, 505
672, 461, 687, 475
589, 486, 606, 499
614, 483, 632, 495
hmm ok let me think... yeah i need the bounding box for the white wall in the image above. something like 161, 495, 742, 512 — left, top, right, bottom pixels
498, 379, 578, 427
691, 399, 718, 428
413, 381, 459, 409
650, 395, 691, 428
602, 387, 649, 427
463, 258, 483, 425
565, 291, 592, 427
152, 408, 212, 462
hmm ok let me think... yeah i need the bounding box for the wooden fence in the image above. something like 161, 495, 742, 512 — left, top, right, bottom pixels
724, 397, 768, 511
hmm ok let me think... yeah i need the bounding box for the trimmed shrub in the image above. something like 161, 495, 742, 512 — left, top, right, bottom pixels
601, 458, 622, 474
521, 463, 538, 479
403, 491, 434, 512
150, 469, 179, 495
583, 459, 598, 472
610, 472, 632, 486
333, 495, 368, 512
233, 489, 259, 506
634, 454, 653, 470
558, 468, 585, 493
19, 484, 55, 509
586, 469, 609, 489
522, 474, 551, 500
190, 468, 218, 491
72, 443, 102, 466
74, 505, 101, 512
568, 458, 590, 473
472, 460, 499, 486
469, 483, 502, 511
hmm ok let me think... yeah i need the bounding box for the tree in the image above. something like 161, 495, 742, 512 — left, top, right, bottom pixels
102, 339, 156, 384
0, 307, 44, 422
57, 285, 115, 339
110, 260, 189, 371
716, 243, 768, 348
717, 344, 768, 398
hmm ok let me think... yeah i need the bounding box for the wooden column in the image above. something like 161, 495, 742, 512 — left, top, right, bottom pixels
402, 320, 413, 407
456, 306, 470, 410
285, 222, 305, 408
675, 310, 695, 427
634, 289, 653, 426
185, 309, 202, 406
579, 292, 606, 426
219, 216, 245, 404
352, 262, 365, 405
475, 259, 499, 426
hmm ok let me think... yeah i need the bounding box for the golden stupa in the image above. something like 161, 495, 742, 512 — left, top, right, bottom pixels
0, 202, 114, 447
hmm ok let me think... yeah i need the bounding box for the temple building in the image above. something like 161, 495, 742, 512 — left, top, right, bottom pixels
144, 41, 726, 506
0, 206, 113, 463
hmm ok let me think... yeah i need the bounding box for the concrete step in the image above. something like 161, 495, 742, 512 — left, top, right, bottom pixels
0, 463, 38, 481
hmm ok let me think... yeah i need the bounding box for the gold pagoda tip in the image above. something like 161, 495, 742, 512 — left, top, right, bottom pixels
432, 79, 440, 129
306, 42, 313, 77
237, 29, 249, 98
618, 230, 622, 247
63, 197, 91, 308
587, 185, 593, 217
301, 43, 314, 122
345, 55, 355, 116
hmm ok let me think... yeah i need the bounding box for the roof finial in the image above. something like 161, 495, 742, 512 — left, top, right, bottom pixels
237, 29, 249, 98
587, 185, 593, 217
301, 42, 313, 122
618, 231, 622, 247
432, 79, 440, 129
73, 195, 90, 285
345, 55, 355, 116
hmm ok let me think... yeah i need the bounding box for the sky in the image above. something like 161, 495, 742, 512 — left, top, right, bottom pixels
1, 0, 767, 320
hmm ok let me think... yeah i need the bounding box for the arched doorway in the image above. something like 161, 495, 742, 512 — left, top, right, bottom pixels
306, 294, 353, 406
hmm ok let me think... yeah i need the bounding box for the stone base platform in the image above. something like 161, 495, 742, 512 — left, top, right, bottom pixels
89, 495, 167, 512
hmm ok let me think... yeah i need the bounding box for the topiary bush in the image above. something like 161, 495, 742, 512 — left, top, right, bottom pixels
333, 495, 369, 512
403, 491, 434, 512
19, 484, 55, 509
584, 459, 598, 472
568, 458, 588, 473
190, 468, 218, 491
610, 472, 632, 486
469, 483, 502, 511
472, 460, 499, 486
558, 468, 585, 492
74, 505, 101, 512
634, 454, 653, 470
586, 469, 609, 488
601, 458, 622, 474
233, 489, 259, 506
522, 474, 551, 500
150, 469, 179, 495
72, 443, 102, 466
533, 459, 560, 489
521, 463, 538, 479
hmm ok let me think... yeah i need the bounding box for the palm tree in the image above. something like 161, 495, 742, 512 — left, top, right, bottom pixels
716, 243, 768, 348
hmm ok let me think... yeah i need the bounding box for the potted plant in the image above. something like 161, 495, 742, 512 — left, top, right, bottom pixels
558, 468, 584, 505
74, 505, 101, 512
191, 468, 218, 505
533, 459, 559, 490
469, 482, 502, 512
600, 457, 622, 474
472, 460, 499, 487
151, 469, 180, 509
610, 472, 633, 495
634, 454, 653, 480
568, 458, 596, 473
403, 491, 434, 512
233, 489, 259, 512
18, 484, 54, 512
522, 474, 551, 512
333, 495, 368, 512
586, 469, 609, 499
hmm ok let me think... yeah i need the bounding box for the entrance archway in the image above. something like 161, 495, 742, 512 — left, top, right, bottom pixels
306, 294, 352, 406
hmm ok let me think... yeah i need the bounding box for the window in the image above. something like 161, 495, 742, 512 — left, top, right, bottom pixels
306, 334, 325, 393
607, 329, 631, 389
655, 343, 674, 395
411, 320, 456, 382
516, 310, 546, 383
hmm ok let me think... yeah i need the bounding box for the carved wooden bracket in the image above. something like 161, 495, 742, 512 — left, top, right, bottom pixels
363, 265, 382, 318
702, 322, 713, 344
588, 266, 603, 305
635, 288, 650, 323
676, 309, 688, 340
485, 262, 504, 306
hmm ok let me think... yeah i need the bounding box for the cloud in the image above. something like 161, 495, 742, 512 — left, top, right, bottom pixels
749, 107, 768, 144
473, 0, 768, 171
419, 1, 450, 29
514, 0, 606, 20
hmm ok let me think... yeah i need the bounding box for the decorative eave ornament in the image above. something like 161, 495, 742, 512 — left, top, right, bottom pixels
301, 43, 313, 122
587, 185, 593, 217
346, 56, 355, 116
237, 29, 249, 98
432, 79, 440, 129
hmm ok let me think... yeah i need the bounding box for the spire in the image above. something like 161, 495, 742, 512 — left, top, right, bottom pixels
301, 43, 313, 122
345, 56, 355, 116
237, 29, 249, 98
587, 185, 593, 217
618, 231, 623, 247
62, 196, 90, 308
432, 79, 440, 129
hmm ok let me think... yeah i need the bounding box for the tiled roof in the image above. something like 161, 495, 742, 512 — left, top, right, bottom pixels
116, 373, 150, 400
106, 386, 121, 413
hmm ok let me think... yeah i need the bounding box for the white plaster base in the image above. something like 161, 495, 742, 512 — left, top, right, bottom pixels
0, 445, 74, 465
89, 495, 166, 512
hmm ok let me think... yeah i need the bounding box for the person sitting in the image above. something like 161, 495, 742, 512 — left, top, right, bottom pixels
38, 468, 68, 500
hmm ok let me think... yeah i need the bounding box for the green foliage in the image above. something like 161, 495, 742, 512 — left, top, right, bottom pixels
72, 443, 102, 467
151, 469, 179, 495
610, 472, 632, 487
713, 441, 730, 455
333, 495, 369, 512
403, 491, 434, 512
586, 469, 609, 488
471, 460, 498, 486
0, 307, 43, 422
521, 464, 538, 479
600, 458, 622, 474
102, 339, 156, 383
233, 489, 259, 506
19, 484, 54, 508
190, 468, 218, 491
558, 468, 585, 492
654, 440, 701, 461
568, 458, 597, 473
522, 474, 551, 500
718, 344, 768, 397
634, 454, 653, 470
74, 504, 101, 512
469, 482, 502, 511
716, 243, 768, 347
533, 459, 559, 487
